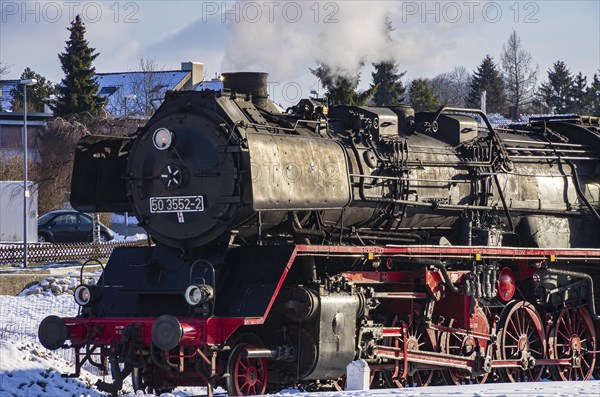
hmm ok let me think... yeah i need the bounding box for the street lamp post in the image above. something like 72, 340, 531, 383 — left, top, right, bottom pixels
124, 94, 137, 118
20, 78, 38, 268
123, 94, 136, 237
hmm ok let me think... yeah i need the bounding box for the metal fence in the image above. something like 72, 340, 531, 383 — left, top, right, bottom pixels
0, 293, 107, 378
0, 240, 150, 266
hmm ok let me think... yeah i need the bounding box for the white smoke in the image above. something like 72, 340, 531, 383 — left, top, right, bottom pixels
219, 0, 475, 84
221, 1, 409, 80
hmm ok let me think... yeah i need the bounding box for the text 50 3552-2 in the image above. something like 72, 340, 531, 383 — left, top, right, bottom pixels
149, 196, 204, 213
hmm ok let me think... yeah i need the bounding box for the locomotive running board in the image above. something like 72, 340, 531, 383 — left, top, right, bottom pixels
295, 244, 600, 262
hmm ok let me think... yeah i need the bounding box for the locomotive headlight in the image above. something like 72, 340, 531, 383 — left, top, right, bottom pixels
152, 128, 174, 150
184, 284, 214, 306
74, 285, 101, 307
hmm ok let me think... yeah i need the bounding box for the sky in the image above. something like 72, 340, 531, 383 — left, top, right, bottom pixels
0, 0, 599, 107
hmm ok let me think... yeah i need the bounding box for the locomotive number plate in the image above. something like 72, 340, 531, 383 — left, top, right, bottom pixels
149, 196, 204, 213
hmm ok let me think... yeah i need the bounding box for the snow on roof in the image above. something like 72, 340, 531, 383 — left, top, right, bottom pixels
193, 79, 224, 92
94, 70, 189, 93
94, 70, 190, 116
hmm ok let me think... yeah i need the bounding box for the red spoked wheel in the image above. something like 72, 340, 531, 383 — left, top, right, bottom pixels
497, 301, 546, 382
549, 306, 597, 381
442, 307, 490, 385
370, 313, 436, 388
397, 314, 436, 387
226, 343, 268, 396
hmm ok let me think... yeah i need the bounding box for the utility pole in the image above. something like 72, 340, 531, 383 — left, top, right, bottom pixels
20, 78, 38, 267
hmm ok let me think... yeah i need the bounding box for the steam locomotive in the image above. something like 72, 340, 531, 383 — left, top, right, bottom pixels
39, 72, 600, 395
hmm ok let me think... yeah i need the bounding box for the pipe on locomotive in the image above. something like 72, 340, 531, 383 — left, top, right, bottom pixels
399, 258, 461, 294
565, 160, 600, 225
544, 268, 600, 320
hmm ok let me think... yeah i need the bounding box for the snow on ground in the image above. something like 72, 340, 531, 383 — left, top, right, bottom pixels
113, 232, 148, 243
110, 213, 148, 242
110, 214, 140, 226
0, 294, 105, 396
278, 380, 600, 396
1, 293, 598, 397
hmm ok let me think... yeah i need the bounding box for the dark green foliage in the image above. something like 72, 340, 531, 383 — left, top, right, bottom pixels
587, 71, 600, 115
409, 79, 440, 112
466, 55, 506, 113
371, 61, 406, 105
370, 16, 406, 105
539, 61, 575, 114
54, 15, 105, 116
9, 68, 56, 112
311, 64, 377, 106
571, 72, 589, 114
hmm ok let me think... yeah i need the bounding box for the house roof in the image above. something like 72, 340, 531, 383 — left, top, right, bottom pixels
0, 111, 53, 126
194, 79, 224, 92
0, 66, 225, 115
94, 70, 190, 94
93, 71, 224, 116
94, 70, 191, 116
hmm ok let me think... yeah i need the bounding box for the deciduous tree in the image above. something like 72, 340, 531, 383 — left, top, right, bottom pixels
0, 60, 11, 111
500, 30, 538, 116
108, 57, 170, 117
430, 66, 472, 108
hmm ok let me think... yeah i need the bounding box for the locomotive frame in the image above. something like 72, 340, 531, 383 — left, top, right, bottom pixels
40, 244, 600, 395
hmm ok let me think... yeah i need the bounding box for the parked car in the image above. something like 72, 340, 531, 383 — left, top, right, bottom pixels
37, 210, 115, 243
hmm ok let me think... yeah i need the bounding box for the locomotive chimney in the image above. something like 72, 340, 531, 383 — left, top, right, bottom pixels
221, 72, 269, 108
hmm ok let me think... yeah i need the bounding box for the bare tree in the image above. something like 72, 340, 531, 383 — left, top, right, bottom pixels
0, 60, 12, 111
109, 57, 169, 118
34, 113, 143, 214
501, 30, 538, 117
430, 66, 472, 107
0, 60, 10, 77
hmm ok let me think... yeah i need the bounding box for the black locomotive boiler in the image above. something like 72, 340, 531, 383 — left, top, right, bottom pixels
39, 72, 600, 395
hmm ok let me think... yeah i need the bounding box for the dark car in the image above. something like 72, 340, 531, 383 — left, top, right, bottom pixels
37, 210, 115, 243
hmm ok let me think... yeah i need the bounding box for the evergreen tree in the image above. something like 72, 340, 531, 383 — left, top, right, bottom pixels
9, 68, 56, 112
408, 79, 440, 112
571, 72, 589, 114
54, 15, 105, 115
539, 61, 575, 114
500, 30, 538, 116
587, 71, 600, 115
370, 16, 406, 105
371, 62, 406, 105
311, 64, 376, 106
466, 55, 507, 113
